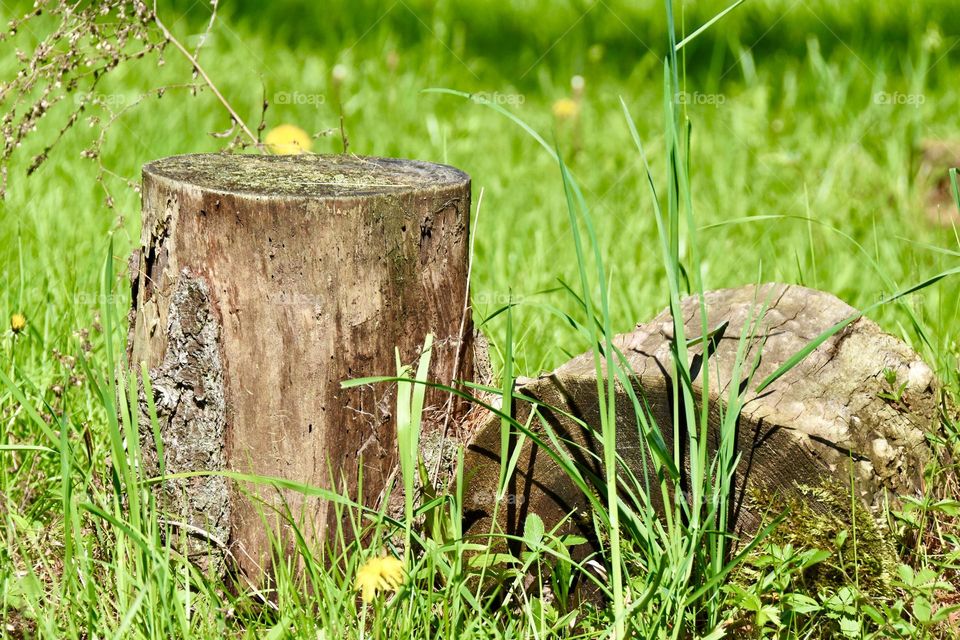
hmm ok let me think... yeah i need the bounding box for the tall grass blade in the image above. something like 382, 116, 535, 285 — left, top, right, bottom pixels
674, 1, 745, 51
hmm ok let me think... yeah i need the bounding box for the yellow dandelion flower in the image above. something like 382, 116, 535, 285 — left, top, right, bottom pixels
10, 313, 26, 334
264, 124, 313, 155
354, 555, 405, 603
552, 97, 580, 120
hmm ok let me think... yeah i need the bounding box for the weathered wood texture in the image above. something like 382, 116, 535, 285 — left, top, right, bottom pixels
462, 283, 943, 547
128, 153, 471, 578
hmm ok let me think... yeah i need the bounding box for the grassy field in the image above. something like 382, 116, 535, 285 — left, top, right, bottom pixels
2, 1, 960, 638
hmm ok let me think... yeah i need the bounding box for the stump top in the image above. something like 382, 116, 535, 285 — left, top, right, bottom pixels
143, 153, 469, 199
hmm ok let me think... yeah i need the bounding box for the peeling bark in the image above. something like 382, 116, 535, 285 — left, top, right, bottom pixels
137, 269, 229, 574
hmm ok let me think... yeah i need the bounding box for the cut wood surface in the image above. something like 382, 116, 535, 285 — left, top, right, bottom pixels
462, 283, 943, 546
128, 153, 472, 579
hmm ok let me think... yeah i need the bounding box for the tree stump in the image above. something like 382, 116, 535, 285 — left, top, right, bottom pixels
462, 283, 944, 547
128, 153, 472, 579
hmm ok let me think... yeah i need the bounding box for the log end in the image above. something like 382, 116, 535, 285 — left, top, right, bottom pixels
143, 153, 470, 200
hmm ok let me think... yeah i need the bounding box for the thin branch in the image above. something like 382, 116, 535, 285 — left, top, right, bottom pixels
152, 2, 259, 146
192, 0, 219, 62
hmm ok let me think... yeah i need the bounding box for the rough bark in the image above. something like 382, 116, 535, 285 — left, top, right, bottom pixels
462, 283, 944, 548
128, 153, 472, 580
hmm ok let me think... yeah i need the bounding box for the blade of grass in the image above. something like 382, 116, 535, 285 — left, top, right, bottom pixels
674, 0, 745, 51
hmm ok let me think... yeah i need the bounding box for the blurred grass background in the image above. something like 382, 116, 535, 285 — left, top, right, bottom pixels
2, 0, 959, 376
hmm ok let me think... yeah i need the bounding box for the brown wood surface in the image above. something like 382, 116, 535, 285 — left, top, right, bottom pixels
462, 283, 943, 553
128, 153, 471, 580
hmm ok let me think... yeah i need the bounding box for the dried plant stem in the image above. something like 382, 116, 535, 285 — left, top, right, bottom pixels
152, 3, 259, 146
192, 0, 220, 62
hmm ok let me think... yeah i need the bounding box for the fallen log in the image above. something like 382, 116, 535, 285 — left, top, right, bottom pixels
462, 283, 944, 545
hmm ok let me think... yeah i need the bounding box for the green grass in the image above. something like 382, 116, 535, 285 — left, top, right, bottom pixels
2, 0, 960, 638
